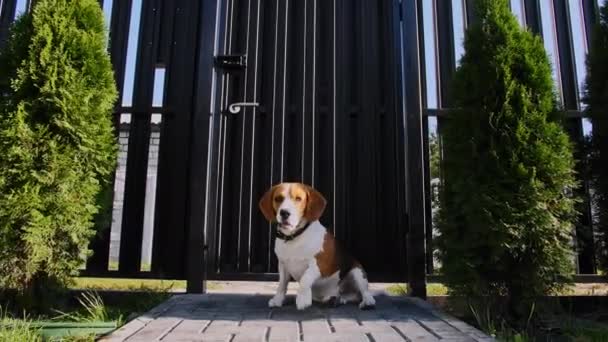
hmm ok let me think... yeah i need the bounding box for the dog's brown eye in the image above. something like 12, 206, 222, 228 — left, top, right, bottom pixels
274, 196, 284, 203
295, 196, 302, 202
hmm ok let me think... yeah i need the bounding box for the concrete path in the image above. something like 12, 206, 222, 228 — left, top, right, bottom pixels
101, 284, 493, 342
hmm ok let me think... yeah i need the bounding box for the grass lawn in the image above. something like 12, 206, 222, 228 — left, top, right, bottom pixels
385, 282, 608, 297
71, 277, 222, 292
1, 288, 171, 341
1, 290, 171, 341
0, 278, 188, 341
5, 279, 608, 341
71, 277, 186, 292
384, 283, 608, 341
0, 278, 227, 341
385, 283, 448, 296
0, 316, 45, 342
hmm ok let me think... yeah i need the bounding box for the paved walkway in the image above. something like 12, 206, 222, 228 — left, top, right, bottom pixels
101, 284, 493, 342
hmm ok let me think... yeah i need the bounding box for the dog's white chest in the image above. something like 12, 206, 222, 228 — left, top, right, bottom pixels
281, 259, 309, 280
274, 222, 326, 281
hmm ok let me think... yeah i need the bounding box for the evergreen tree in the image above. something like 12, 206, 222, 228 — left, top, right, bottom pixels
0, 0, 117, 292
436, 0, 577, 315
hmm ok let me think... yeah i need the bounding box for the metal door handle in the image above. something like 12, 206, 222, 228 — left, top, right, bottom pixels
228, 102, 259, 114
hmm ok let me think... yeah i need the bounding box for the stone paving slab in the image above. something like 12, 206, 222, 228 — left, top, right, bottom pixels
100, 292, 493, 341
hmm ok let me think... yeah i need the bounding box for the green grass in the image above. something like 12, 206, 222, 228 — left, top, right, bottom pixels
1, 285, 174, 341
546, 314, 608, 342
60, 289, 171, 326
1, 307, 99, 341
384, 283, 608, 341
486, 315, 608, 342
53, 336, 95, 342
107, 261, 151, 272
71, 277, 185, 291
71, 277, 222, 292
0, 315, 43, 342
385, 283, 608, 297
385, 283, 449, 296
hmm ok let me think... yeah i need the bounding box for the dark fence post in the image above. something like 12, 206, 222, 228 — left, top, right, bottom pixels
436, 0, 455, 107
553, 0, 597, 274
118, 0, 162, 275
553, 0, 578, 110
465, 0, 477, 29
86, 0, 131, 275
185, 0, 223, 293
403, 0, 427, 299
582, 0, 599, 48
0, 0, 17, 49
524, 0, 543, 35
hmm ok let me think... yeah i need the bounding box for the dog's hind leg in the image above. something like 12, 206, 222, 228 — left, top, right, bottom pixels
338, 292, 360, 305
349, 268, 375, 310
337, 271, 360, 305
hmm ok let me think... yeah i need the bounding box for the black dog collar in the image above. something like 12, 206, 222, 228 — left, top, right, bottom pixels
275, 221, 312, 242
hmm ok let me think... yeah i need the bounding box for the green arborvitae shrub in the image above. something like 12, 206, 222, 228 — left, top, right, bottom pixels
0, 0, 117, 293
585, 2, 608, 274
436, 0, 577, 316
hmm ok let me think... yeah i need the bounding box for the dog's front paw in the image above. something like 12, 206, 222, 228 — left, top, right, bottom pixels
296, 289, 312, 310
268, 294, 285, 308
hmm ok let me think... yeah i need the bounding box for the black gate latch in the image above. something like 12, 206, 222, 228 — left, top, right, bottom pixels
215, 54, 247, 71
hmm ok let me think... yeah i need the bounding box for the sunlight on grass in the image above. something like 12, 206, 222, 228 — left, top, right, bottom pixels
385, 283, 449, 296
72, 277, 184, 291
71, 277, 221, 292
385, 283, 608, 297
0, 314, 42, 342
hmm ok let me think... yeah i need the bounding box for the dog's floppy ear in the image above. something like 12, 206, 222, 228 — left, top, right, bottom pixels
304, 185, 327, 222
259, 185, 279, 222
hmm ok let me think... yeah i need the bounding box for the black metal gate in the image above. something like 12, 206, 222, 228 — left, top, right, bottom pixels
206, 0, 409, 282
2, 0, 603, 297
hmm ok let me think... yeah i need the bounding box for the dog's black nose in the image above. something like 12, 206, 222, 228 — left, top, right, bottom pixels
279, 210, 290, 220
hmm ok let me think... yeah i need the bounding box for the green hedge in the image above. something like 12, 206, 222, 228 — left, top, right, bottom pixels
0, 0, 117, 292
436, 0, 577, 316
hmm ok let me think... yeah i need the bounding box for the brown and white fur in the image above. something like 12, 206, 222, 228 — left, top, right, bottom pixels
259, 182, 375, 310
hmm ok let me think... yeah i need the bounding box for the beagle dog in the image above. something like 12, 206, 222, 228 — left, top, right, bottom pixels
259, 182, 376, 310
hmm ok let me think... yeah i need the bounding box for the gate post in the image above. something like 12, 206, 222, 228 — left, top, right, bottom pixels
402, 0, 427, 299
186, 0, 222, 294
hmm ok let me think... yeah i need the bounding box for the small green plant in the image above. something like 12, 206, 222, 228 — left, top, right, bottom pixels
76, 292, 110, 323
0, 0, 117, 298
57, 286, 171, 327
469, 301, 536, 341
53, 291, 114, 324
436, 0, 576, 318
508, 334, 531, 342
469, 303, 500, 337
52, 289, 170, 327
